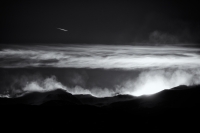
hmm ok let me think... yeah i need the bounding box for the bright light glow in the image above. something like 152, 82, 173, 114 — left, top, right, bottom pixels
132, 77, 171, 96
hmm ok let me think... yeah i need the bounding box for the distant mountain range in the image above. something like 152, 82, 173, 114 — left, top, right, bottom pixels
1, 84, 200, 131
1, 84, 200, 109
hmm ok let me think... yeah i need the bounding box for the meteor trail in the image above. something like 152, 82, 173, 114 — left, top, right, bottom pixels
57, 28, 68, 31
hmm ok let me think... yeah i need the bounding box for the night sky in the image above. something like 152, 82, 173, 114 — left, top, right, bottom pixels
1, 0, 200, 44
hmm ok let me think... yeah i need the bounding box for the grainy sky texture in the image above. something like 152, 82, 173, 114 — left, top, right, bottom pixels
1, 0, 200, 44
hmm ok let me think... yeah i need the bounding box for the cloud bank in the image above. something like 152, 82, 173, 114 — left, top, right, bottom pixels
0, 44, 200, 69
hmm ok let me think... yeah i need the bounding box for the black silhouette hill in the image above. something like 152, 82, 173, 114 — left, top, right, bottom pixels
1, 85, 200, 131
1, 85, 200, 109
105, 85, 200, 110
74, 94, 135, 106
0, 89, 81, 106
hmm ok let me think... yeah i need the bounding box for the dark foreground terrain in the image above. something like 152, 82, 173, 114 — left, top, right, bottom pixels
1, 85, 200, 132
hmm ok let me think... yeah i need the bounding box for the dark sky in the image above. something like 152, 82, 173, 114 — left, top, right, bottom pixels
1, 0, 200, 44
